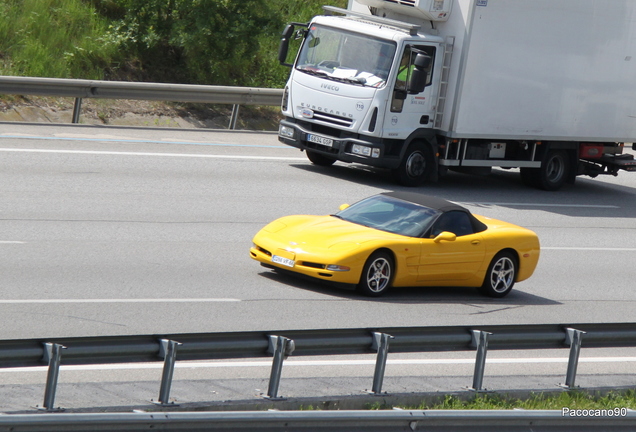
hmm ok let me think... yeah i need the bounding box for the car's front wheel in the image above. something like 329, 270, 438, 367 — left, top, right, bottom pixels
357, 251, 393, 297
479, 251, 517, 298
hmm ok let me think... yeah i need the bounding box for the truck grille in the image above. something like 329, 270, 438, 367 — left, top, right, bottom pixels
310, 111, 353, 128
384, 0, 416, 7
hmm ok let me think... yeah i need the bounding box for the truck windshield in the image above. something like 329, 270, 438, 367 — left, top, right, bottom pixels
296, 24, 396, 88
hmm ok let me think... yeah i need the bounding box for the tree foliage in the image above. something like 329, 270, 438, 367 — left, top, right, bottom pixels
0, 0, 348, 87
102, 0, 284, 85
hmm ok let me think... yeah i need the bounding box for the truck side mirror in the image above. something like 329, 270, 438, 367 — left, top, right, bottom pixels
278, 25, 295, 67
408, 53, 432, 94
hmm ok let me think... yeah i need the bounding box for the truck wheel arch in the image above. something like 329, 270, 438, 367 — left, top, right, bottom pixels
393, 135, 439, 186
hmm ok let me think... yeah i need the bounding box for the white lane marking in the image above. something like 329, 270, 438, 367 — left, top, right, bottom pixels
1, 134, 284, 149
0, 241, 26, 244
2, 357, 635, 373
0, 148, 305, 161
542, 247, 636, 251
0, 298, 240, 304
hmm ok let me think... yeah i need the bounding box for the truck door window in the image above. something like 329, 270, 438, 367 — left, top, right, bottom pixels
391, 45, 436, 112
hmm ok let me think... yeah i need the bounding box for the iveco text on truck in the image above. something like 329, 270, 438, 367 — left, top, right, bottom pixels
277, 0, 636, 190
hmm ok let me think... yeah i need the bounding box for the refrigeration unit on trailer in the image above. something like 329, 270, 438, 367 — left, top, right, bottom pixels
277, 0, 636, 190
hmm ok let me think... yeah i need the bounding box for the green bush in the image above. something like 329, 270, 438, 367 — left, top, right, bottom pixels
0, 0, 347, 87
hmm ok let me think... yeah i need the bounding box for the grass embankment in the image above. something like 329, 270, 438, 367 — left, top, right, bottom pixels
0, 0, 348, 86
0, 0, 116, 79
373, 391, 636, 411
0, 0, 344, 127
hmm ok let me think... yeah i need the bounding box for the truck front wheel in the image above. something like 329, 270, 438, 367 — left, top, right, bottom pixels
306, 150, 336, 166
393, 142, 433, 186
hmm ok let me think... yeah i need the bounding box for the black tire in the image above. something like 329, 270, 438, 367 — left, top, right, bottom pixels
306, 150, 336, 166
357, 251, 394, 297
393, 141, 433, 187
479, 251, 517, 298
537, 150, 569, 191
520, 150, 570, 190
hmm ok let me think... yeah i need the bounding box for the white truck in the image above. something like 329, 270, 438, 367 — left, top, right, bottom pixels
277, 0, 636, 190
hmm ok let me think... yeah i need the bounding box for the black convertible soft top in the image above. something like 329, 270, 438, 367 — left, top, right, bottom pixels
381, 191, 488, 234
381, 191, 468, 212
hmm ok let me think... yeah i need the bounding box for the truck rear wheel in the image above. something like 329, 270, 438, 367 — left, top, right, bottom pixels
520, 150, 569, 191
537, 150, 569, 191
306, 150, 336, 166
393, 142, 433, 187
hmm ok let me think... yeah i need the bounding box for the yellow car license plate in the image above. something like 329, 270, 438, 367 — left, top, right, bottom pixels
272, 254, 295, 268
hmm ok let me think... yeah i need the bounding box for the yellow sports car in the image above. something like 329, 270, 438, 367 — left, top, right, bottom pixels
250, 192, 540, 297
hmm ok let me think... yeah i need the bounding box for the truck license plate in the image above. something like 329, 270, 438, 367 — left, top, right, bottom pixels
307, 134, 333, 148
272, 255, 295, 268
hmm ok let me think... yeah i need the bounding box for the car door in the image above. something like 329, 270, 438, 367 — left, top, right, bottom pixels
417, 211, 486, 282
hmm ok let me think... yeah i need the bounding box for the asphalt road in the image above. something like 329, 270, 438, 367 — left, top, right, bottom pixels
1, 122, 635, 411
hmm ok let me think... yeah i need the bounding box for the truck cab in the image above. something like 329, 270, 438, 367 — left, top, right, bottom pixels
278, 9, 445, 185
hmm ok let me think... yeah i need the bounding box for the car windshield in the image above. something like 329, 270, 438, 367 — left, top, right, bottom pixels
334, 195, 441, 237
295, 24, 396, 88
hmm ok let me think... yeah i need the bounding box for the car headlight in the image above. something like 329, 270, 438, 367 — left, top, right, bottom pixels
326, 265, 350, 272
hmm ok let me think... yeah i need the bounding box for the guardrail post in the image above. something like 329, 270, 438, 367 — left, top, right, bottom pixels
369, 332, 394, 395
41, 342, 67, 411
153, 339, 182, 406
469, 330, 492, 392
265, 335, 295, 400
560, 328, 586, 390
72, 98, 82, 123
228, 104, 240, 129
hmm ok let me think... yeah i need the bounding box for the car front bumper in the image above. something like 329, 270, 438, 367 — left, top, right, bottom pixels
249, 243, 362, 285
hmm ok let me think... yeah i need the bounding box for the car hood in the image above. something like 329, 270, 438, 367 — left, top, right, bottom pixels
258, 215, 405, 251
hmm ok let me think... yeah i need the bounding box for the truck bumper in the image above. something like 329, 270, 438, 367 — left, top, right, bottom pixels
278, 119, 402, 170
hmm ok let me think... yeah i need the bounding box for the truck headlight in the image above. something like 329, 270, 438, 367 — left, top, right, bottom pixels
279, 125, 295, 139
352, 144, 371, 156
351, 144, 380, 158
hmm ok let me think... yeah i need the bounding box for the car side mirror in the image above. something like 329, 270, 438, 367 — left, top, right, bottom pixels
433, 231, 456, 243
339, 204, 350, 211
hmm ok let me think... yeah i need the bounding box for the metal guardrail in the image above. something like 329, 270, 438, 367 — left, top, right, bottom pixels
1, 409, 635, 432
0, 75, 284, 128
2, 322, 636, 411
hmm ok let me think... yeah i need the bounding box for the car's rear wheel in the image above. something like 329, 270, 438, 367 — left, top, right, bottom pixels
479, 251, 517, 298
357, 251, 393, 297
306, 150, 336, 166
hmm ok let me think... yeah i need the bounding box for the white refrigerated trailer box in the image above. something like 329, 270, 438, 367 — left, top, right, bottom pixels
364, 0, 636, 141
